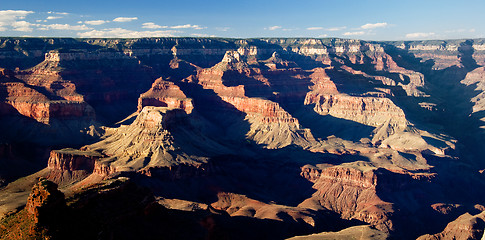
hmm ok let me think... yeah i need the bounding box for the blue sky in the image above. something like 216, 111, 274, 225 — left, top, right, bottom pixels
0, 0, 483, 40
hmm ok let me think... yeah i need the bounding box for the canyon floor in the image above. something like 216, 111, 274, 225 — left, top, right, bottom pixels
0, 37, 485, 239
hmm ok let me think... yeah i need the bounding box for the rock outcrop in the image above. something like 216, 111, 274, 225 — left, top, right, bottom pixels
305, 93, 407, 127
25, 178, 66, 226
137, 77, 194, 114
211, 192, 319, 227
82, 106, 222, 179
194, 50, 317, 149
299, 165, 395, 232
0, 178, 68, 240
462, 67, 485, 113
0, 67, 94, 124
418, 211, 485, 240
287, 225, 390, 240
46, 149, 103, 184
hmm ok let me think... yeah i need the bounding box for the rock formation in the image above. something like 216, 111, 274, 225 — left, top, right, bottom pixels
299, 165, 395, 232
418, 211, 485, 240
78, 106, 224, 180
25, 178, 66, 226
1, 37, 485, 239
137, 77, 194, 114
287, 225, 390, 240
0, 178, 66, 240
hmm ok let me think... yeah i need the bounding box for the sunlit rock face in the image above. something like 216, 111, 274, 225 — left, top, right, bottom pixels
0, 37, 485, 240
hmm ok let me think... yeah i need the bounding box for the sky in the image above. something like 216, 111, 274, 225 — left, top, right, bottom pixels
0, 0, 484, 40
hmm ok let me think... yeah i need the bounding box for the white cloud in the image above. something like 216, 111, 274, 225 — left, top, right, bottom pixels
77, 28, 179, 38
84, 20, 109, 25
361, 22, 388, 29
343, 31, 365, 36
405, 32, 436, 39
307, 26, 347, 31
319, 34, 328, 38
216, 27, 230, 32
38, 24, 92, 31
46, 16, 62, 20
112, 17, 138, 22
142, 22, 166, 29
326, 26, 346, 31
170, 24, 205, 30
11, 21, 38, 32
0, 10, 34, 31
267, 26, 282, 31
307, 27, 323, 30
0, 10, 34, 21
47, 11, 69, 15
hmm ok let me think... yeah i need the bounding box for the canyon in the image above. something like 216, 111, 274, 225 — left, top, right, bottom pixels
0, 37, 485, 239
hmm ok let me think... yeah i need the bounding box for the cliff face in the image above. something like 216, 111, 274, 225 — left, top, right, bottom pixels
137, 77, 194, 114
25, 179, 66, 226
0, 178, 68, 240
1, 37, 485, 239
0, 67, 93, 124
46, 149, 103, 183
418, 211, 485, 240
299, 164, 445, 236
80, 106, 221, 179
300, 166, 394, 232
14, 48, 154, 124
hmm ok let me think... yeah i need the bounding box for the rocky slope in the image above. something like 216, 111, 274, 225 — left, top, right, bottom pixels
418, 210, 485, 240
1, 37, 485, 239
287, 225, 389, 240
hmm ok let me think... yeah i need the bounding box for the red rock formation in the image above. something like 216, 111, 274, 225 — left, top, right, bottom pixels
83, 106, 219, 177
305, 92, 407, 127
300, 165, 440, 233
2, 37, 483, 239
195, 50, 316, 148
418, 211, 485, 240
92, 161, 117, 177
397, 41, 461, 70
137, 162, 211, 180
46, 149, 106, 183
0, 178, 67, 239
25, 178, 66, 225
308, 68, 339, 94
220, 96, 296, 123
137, 77, 194, 114
300, 165, 323, 182
211, 192, 319, 227
47, 149, 99, 172
6, 101, 93, 124
300, 166, 395, 232
0, 68, 94, 124
287, 225, 390, 240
